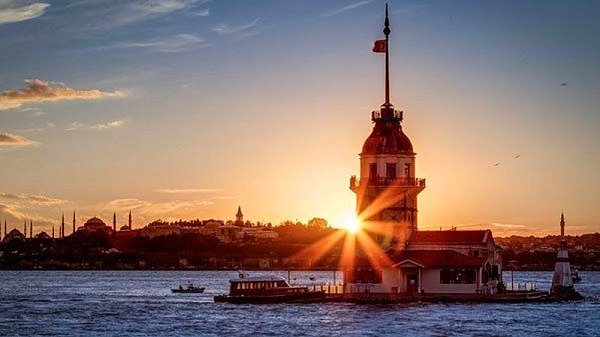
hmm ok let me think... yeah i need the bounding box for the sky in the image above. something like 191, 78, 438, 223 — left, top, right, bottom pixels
0, 0, 599, 237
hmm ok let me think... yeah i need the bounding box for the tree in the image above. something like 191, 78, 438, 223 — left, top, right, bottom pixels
308, 217, 328, 230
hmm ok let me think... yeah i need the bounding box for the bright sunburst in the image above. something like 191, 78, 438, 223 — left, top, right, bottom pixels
339, 212, 361, 233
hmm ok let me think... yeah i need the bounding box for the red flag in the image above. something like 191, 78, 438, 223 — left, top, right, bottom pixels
372, 39, 387, 53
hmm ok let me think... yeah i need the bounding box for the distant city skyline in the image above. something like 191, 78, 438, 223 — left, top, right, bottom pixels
1, 0, 599, 236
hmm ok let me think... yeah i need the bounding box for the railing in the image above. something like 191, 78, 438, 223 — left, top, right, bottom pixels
307, 284, 345, 294
505, 282, 537, 292
372, 109, 403, 121
350, 176, 426, 189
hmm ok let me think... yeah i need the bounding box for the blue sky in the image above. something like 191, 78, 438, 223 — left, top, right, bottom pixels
1, 0, 599, 236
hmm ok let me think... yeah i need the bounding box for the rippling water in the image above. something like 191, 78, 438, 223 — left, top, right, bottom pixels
0, 270, 598, 336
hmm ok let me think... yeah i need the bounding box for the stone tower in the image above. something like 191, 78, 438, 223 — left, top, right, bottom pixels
349, 4, 425, 249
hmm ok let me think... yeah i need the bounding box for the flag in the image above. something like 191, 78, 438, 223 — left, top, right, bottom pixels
373, 39, 387, 53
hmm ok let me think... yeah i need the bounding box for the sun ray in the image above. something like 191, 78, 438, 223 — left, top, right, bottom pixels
358, 182, 419, 221
356, 229, 394, 270
338, 231, 356, 271
290, 229, 346, 265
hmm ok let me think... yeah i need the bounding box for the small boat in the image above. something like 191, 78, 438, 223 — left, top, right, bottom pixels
214, 275, 326, 304
571, 269, 581, 283
171, 283, 205, 293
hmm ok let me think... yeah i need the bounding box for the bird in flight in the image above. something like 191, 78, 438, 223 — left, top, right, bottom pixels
559, 82, 568, 87
513, 154, 521, 159
493, 162, 500, 167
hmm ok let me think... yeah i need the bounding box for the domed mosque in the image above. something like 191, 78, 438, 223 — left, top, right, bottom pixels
80, 216, 112, 233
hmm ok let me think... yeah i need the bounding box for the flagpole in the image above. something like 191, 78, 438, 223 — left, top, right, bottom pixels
384, 3, 391, 107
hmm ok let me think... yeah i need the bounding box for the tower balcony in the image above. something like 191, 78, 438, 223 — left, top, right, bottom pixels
372, 108, 403, 121
350, 176, 425, 190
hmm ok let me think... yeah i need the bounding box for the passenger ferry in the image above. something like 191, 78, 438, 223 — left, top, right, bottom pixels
213, 275, 326, 303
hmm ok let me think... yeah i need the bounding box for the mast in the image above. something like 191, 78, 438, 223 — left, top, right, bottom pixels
384, 3, 391, 107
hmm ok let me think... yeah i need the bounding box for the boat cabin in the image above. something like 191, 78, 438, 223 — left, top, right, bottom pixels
228, 275, 309, 296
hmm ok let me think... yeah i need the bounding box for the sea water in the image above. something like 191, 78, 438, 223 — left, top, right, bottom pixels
0, 270, 598, 336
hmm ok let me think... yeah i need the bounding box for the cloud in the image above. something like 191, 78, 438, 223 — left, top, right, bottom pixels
134, 0, 199, 14
0, 2, 50, 25
192, 8, 209, 16
0, 79, 125, 111
155, 188, 224, 194
212, 196, 240, 200
104, 198, 214, 219
91, 119, 126, 130
0, 192, 68, 206
321, 1, 373, 17
212, 18, 261, 35
67, 119, 127, 131
96, 34, 205, 53
104, 0, 204, 28
0, 203, 58, 229
66, 121, 84, 131
0, 133, 38, 146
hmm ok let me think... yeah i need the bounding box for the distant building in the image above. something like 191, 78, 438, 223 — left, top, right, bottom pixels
235, 206, 244, 225
2, 228, 25, 243
78, 217, 112, 234
138, 222, 180, 238
35, 231, 52, 240
243, 227, 279, 241
119, 211, 133, 231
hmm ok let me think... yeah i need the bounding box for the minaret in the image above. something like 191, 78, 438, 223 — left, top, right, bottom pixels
3, 219, 6, 239
24, 220, 27, 238
30, 220, 33, 238
113, 212, 117, 232
52, 225, 55, 239
349, 4, 425, 249
72, 211, 76, 235
128, 211, 132, 229
61, 213, 65, 238
560, 212, 565, 237
236, 206, 243, 224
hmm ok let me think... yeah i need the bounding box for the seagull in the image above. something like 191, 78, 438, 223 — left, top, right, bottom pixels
513, 154, 521, 159
559, 82, 568, 87
492, 162, 500, 167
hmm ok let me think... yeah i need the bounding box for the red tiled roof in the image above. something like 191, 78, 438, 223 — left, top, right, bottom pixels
361, 125, 414, 155
391, 250, 486, 267
409, 230, 491, 245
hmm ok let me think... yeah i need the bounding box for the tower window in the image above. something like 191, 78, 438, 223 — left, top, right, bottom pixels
404, 163, 411, 178
386, 163, 396, 180
369, 163, 377, 180
385, 163, 396, 180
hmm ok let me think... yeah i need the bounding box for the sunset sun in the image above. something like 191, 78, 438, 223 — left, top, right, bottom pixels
339, 212, 361, 233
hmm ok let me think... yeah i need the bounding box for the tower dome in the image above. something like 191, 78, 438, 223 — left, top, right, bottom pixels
361, 122, 413, 155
